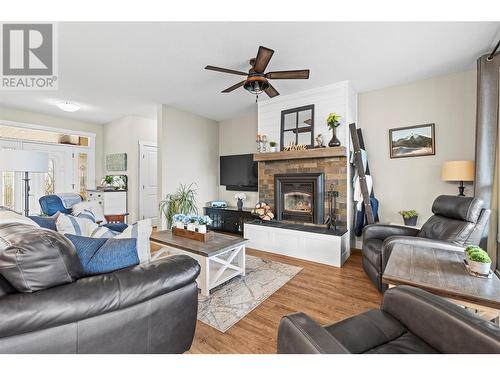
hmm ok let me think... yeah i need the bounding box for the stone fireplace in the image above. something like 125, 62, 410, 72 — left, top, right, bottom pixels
255, 148, 348, 228
274, 173, 324, 223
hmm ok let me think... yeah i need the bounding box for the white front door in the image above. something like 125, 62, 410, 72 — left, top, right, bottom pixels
139, 142, 158, 225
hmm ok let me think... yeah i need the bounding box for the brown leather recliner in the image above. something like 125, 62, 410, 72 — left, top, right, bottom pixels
277, 286, 500, 354
362, 195, 490, 292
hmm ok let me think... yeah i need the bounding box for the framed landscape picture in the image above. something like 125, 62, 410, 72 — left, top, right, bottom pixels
389, 123, 435, 158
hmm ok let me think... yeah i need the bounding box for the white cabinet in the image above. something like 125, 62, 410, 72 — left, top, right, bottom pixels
87, 190, 127, 216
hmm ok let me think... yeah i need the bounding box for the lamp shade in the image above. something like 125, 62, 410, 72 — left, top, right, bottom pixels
442, 160, 475, 182
0, 150, 48, 172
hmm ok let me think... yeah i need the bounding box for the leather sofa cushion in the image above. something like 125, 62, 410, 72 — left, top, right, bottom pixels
365, 332, 438, 354
325, 309, 408, 353
362, 239, 383, 267
431, 195, 483, 223
0, 274, 16, 297
0, 223, 84, 292
0, 255, 200, 338
418, 215, 474, 245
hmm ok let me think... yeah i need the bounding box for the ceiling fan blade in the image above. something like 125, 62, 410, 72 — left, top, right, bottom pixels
222, 80, 246, 93
266, 70, 310, 79
205, 65, 248, 76
253, 46, 274, 73
264, 83, 279, 98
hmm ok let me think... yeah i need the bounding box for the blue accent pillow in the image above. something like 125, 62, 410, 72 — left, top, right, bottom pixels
29, 215, 58, 231
65, 234, 139, 275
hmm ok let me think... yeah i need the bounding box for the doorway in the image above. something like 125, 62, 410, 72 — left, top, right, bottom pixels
139, 141, 158, 225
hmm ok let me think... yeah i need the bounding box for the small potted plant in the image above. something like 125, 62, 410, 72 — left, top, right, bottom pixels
172, 214, 186, 229
235, 192, 247, 210
399, 210, 418, 226
465, 246, 492, 275
197, 215, 213, 234
326, 112, 342, 147
186, 215, 198, 232
269, 141, 278, 152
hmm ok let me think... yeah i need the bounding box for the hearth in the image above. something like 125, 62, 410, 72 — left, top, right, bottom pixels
274, 173, 324, 223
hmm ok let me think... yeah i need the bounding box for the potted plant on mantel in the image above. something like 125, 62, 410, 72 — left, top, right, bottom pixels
269, 141, 278, 152
465, 246, 492, 275
399, 210, 418, 226
326, 112, 342, 147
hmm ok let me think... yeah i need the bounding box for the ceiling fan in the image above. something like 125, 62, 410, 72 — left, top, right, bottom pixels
205, 46, 310, 100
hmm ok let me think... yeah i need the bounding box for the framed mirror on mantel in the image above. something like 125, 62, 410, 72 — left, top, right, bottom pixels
280, 104, 314, 150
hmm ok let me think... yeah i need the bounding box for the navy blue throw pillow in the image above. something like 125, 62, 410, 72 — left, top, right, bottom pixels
65, 234, 139, 275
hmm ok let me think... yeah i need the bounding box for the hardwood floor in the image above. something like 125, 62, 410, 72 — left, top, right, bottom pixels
187, 248, 382, 354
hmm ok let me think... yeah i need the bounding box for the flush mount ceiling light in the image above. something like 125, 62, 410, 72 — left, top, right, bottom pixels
56, 101, 80, 112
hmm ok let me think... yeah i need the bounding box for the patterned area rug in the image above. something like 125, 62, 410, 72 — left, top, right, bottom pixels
197, 255, 302, 333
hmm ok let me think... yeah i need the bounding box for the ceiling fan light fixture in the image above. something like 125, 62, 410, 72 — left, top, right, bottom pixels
243, 77, 269, 95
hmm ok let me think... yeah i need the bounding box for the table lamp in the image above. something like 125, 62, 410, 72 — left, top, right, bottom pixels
442, 160, 475, 196
0, 150, 48, 216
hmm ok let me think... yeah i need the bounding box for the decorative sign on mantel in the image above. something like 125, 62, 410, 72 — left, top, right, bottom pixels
106, 153, 127, 171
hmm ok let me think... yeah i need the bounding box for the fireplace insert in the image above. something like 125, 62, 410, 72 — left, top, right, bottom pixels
274, 173, 324, 223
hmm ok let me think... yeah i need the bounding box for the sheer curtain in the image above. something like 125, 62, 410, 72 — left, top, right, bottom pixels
474, 52, 500, 272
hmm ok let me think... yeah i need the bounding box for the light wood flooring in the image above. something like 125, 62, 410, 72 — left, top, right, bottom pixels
172, 246, 382, 354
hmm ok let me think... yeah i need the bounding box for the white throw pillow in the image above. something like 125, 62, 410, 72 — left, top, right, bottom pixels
72, 200, 106, 223
0, 209, 39, 227
56, 213, 98, 237
115, 219, 152, 263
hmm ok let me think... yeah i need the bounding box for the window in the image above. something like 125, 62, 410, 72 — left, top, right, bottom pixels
78, 153, 88, 198
280, 105, 315, 150
1, 171, 15, 209
44, 158, 55, 195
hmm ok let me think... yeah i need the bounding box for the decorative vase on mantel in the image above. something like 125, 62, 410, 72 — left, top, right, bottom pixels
328, 126, 341, 147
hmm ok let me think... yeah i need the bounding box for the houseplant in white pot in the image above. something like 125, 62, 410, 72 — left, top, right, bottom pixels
197, 215, 213, 234
269, 141, 278, 152
172, 214, 186, 229
465, 246, 492, 275
186, 215, 198, 232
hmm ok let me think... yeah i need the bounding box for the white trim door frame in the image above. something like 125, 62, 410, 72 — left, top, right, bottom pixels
139, 141, 158, 225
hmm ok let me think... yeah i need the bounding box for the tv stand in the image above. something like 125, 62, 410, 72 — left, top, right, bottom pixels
204, 206, 254, 235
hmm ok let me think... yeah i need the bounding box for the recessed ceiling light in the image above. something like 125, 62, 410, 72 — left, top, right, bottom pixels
56, 101, 80, 112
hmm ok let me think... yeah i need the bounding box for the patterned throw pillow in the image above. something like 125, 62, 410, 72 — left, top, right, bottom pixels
72, 201, 106, 223
88, 225, 120, 239
56, 213, 98, 237
75, 209, 96, 222
65, 234, 139, 275
114, 219, 152, 263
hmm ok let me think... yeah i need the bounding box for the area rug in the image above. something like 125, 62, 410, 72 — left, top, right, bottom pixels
197, 255, 302, 333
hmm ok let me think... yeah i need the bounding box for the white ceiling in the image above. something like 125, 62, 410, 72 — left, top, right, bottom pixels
0, 22, 498, 124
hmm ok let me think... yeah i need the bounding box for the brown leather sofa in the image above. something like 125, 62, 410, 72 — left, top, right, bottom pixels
362, 195, 490, 292
277, 286, 500, 354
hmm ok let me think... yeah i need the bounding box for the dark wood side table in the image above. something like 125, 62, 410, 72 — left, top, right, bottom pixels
382, 245, 500, 325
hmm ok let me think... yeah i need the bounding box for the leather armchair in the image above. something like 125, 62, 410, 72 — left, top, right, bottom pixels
277, 286, 500, 354
0, 255, 200, 354
362, 195, 490, 292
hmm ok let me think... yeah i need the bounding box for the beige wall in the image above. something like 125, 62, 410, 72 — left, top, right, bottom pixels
103, 115, 156, 223
0, 105, 104, 185
157, 105, 219, 228
358, 70, 477, 226
218, 111, 259, 207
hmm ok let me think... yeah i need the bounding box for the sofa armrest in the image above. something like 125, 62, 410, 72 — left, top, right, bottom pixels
381, 236, 465, 270
277, 313, 350, 354
0, 255, 200, 339
382, 286, 500, 353
363, 224, 420, 242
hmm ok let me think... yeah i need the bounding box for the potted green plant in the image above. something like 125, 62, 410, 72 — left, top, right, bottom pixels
326, 112, 342, 147
399, 210, 418, 226
159, 183, 198, 228
269, 141, 278, 152
465, 246, 492, 275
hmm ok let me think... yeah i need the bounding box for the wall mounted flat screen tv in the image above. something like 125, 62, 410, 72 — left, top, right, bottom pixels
220, 154, 258, 191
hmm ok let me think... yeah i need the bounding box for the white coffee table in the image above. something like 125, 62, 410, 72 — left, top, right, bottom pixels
150, 230, 247, 296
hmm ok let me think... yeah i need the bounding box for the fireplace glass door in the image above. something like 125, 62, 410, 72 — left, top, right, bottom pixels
284, 191, 313, 213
